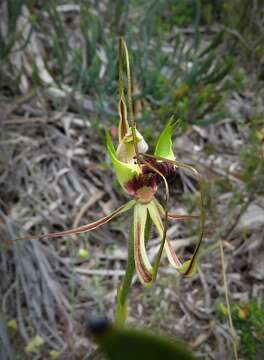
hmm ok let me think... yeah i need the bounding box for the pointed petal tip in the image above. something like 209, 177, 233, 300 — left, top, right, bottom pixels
154, 119, 176, 161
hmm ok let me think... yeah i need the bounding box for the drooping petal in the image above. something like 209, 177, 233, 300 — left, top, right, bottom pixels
134, 203, 153, 286
12, 200, 136, 243
151, 200, 203, 277
150, 156, 205, 277
148, 201, 182, 268
105, 129, 140, 187
154, 118, 176, 161
167, 159, 205, 277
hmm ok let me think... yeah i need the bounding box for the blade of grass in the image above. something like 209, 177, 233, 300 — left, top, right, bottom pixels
219, 240, 239, 360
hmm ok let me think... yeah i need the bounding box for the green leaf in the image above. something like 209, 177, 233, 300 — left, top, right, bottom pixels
92, 325, 197, 360
154, 118, 176, 161
105, 129, 140, 187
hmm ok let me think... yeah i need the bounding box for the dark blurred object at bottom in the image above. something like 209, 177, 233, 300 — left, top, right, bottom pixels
86, 314, 197, 360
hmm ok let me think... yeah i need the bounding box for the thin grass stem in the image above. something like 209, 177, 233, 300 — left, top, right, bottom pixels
115, 222, 135, 326
219, 240, 239, 360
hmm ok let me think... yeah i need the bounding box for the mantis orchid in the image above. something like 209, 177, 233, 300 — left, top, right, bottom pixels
10, 39, 205, 323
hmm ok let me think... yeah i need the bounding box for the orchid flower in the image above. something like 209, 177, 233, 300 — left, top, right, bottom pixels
13, 39, 205, 287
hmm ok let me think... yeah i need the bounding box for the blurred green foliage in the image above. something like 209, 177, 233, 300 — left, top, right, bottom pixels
90, 322, 197, 360
0, 0, 24, 60
218, 299, 264, 360
1, 0, 243, 135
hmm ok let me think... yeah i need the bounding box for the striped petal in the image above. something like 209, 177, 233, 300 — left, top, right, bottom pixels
134, 203, 153, 286
148, 201, 182, 269
152, 200, 202, 276
30, 200, 136, 241
7, 201, 135, 246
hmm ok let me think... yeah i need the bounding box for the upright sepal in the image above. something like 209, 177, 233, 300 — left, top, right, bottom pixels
118, 96, 129, 142
154, 118, 176, 161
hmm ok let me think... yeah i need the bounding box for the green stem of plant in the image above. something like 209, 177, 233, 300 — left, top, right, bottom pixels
153, 207, 168, 281
115, 222, 135, 326
115, 214, 152, 326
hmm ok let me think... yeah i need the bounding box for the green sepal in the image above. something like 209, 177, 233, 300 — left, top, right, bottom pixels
154, 118, 175, 161
105, 129, 140, 187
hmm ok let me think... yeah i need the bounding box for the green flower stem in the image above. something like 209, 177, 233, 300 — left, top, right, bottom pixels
115, 222, 135, 326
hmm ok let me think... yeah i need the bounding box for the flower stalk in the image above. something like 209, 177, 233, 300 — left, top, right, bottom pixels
116, 223, 135, 326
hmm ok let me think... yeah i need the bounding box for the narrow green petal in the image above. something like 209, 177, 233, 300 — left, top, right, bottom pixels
154, 118, 175, 161
148, 201, 182, 269
149, 200, 199, 274
105, 129, 140, 187
153, 194, 203, 277
134, 203, 153, 286
168, 159, 205, 277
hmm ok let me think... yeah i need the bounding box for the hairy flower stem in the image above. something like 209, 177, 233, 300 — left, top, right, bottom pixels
115, 222, 135, 326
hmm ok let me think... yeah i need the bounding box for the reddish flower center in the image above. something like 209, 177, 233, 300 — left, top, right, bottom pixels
124, 159, 177, 203
125, 173, 157, 203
